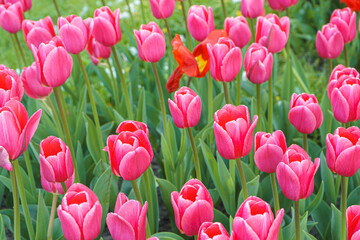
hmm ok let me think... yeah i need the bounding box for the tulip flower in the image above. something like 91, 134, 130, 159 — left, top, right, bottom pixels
58, 15, 88, 54
224, 16, 251, 48
347, 205, 360, 239
171, 179, 214, 236
134, 21, 166, 63
256, 14, 290, 53
198, 222, 230, 240
187, 5, 214, 41
21, 62, 52, 99
268, 0, 299, 11
86, 35, 111, 65
244, 43, 273, 84
116, 120, 150, 136
288, 93, 323, 134
31, 37, 73, 87
0, 65, 23, 107
41, 165, 74, 195
241, 0, 265, 18
22, 16, 56, 49
316, 23, 344, 59
330, 8, 356, 44
0, 2, 23, 33
106, 192, 148, 240
92, 6, 121, 47
341, 0, 360, 12
328, 64, 359, 98
4, 0, 32, 11
57, 183, 103, 240
276, 144, 320, 201
231, 196, 284, 240
149, 0, 175, 19
254, 130, 287, 173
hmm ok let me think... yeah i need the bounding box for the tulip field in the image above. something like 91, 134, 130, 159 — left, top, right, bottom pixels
2, 0, 360, 239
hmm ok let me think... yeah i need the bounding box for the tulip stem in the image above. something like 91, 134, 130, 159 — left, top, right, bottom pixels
105, 59, 120, 112
101, 0, 106, 5
220, 0, 227, 18
45, 97, 65, 140
270, 173, 280, 212
125, 0, 135, 28
236, 158, 248, 199
53, 87, 79, 182
9, 34, 21, 69
13, 33, 27, 67
139, 0, 146, 23
14, 159, 35, 240
256, 84, 261, 132
295, 200, 300, 240
341, 176, 348, 240
163, 18, 172, 43
249, 18, 255, 43
186, 128, 201, 181
143, 169, 155, 234
303, 134, 308, 152
52, 0, 61, 17
328, 59, 333, 79
268, 75, 273, 132
47, 194, 58, 240
180, 1, 192, 49
10, 163, 20, 240
236, 74, 241, 105
23, 151, 37, 197
131, 179, 143, 204
61, 182, 68, 194
208, 74, 213, 121
223, 82, 231, 104
111, 46, 133, 120
344, 44, 349, 67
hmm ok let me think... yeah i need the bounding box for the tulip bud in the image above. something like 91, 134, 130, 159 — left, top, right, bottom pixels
241, 0, 265, 19
4, 0, 32, 11
41, 165, 74, 195
22, 16, 56, 49
224, 16, 251, 48
244, 43, 273, 84
187, 5, 215, 41
330, 7, 356, 44
347, 205, 360, 240
149, 0, 175, 19
21, 62, 52, 99
328, 64, 359, 98
86, 35, 111, 65
268, 0, 299, 11
92, 6, 121, 47
0, 65, 23, 107
316, 23, 344, 59
0, 2, 23, 33
58, 15, 88, 54
198, 222, 229, 240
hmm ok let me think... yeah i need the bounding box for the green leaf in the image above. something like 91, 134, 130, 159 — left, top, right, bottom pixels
0, 175, 11, 191
136, 87, 147, 122
214, 208, 230, 232
331, 204, 341, 240
156, 178, 178, 232
306, 181, 324, 215
35, 191, 49, 240
217, 154, 235, 215
320, 152, 336, 204
310, 200, 331, 240
348, 184, 360, 206
83, 113, 101, 163
238, 175, 260, 206
304, 230, 318, 240
152, 232, 186, 240
0, 214, 5, 240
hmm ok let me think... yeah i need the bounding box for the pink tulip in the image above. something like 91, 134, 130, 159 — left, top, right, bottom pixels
134, 22, 166, 63
116, 120, 150, 136
58, 15, 88, 54
171, 179, 214, 236
22, 16, 56, 49
41, 164, 74, 195
241, 0, 265, 19
106, 192, 148, 240
268, 0, 299, 11
57, 183, 103, 240
0, 65, 23, 107
231, 196, 284, 240
316, 23, 344, 59
0, 100, 41, 161
224, 16, 251, 48
87, 35, 111, 65
330, 7, 356, 44
198, 222, 230, 240
207, 37, 242, 82
288, 93, 323, 134
0, 146, 12, 171
149, 0, 175, 19
4, 0, 31, 11
326, 127, 360, 177
256, 14, 289, 53
328, 64, 359, 98
92, 6, 121, 47
187, 5, 215, 41
244, 43, 273, 84
214, 104, 258, 160
0, 2, 23, 33
347, 205, 360, 240
31, 37, 73, 87
254, 130, 287, 173
276, 144, 320, 201
21, 62, 52, 99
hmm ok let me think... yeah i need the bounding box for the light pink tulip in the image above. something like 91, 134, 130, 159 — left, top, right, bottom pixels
21, 62, 52, 99
41, 164, 74, 195
241, 0, 264, 19
22, 16, 56, 49
330, 7, 356, 44
347, 205, 360, 240
86, 35, 111, 65
4, 0, 32, 11
224, 16, 251, 48
0, 2, 23, 33
316, 23, 344, 59
92, 6, 121, 47
58, 15, 88, 54
268, 0, 299, 11
198, 222, 230, 240
0, 65, 23, 107
187, 5, 215, 41
244, 43, 273, 84
149, 0, 175, 19
328, 64, 359, 98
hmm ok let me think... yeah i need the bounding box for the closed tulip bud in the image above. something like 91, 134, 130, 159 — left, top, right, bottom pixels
171, 179, 214, 236
41, 165, 74, 195
58, 15, 88, 54
134, 22, 166, 62
288, 93, 323, 134
187, 5, 215, 41
207, 37, 242, 82
198, 222, 230, 240
4, 0, 31, 11
328, 64, 359, 98
316, 23, 344, 59
347, 205, 360, 240
231, 196, 284, 240
0, 65, 23, 107
330, 8, 356, 44
21, 62, 52, 99
254, 130, 287, 173
326, 127, 360, 177
241, 0, 265, 18
87, 35, 111, 65
276, 144, 320, 201
32, 37, 73, 87
256, 14, 290, 53
214, 104, 258, 160
224, 16, 251, 48
22, 16, 56, 49
106, 192, 148, 240
92, 6, 121, 47
0, 2, 23, 33
116, 120, 150, 137
244, 43, 273, 84
268, 0, 299, 11
57, 184, 103, 240
149, 0, 175, 19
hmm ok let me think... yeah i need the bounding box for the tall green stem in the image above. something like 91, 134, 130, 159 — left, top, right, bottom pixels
61, 182, 68, 194
208, 75, 213, 122
341, 176, 348, 240
235, 158, 248, 199
143, 169, 155, 234
328, 59, 333, 82
13, 33, 27, 66
10, 164, 20, 240
236, 74, 241, 105
139, 0, 146, 23
45, 97, 65, 140
344, 44, 349, 67
220, 0, 227, 19
270, 173, 280, 212
23, 151, 36, 197
180, 1, 192, 49
249, 18, 255, 43
10, 34, 21, 68
163, 18, 172, 43
295, 200, 300, 240
47, 194, 58, 240
268, 74, 273, 132
303, 134, 308, 152
223, 82, 231, 104
256, 84, 261, 132
125, 0, 135, 27
186, 128, 201, 181
105, 59, 120, 111
52, 0, 61, 16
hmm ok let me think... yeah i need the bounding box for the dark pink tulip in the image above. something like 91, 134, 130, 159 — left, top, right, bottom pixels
134, 22, 166, 63
58, 15, 88, 54
4, 0, 31, 11
21, 62, 52, 99
149, 0, 175, 19
0, 2, 23, 33
0, 146, 12, 171
86, 35, 111, 65
224, 16, 251, 48
244, 43, 273, 84
276, 144, 320, 201
326, 127, 360, 177
0, 100, 41, 161
254, 130, 287, 173
106, 192, 148, 240
0, 65, 23, 107
256, 14, 289, 53
316, 23, 344, 59
187, 5, 215, 41
22, 16, 56, 49
198, 222, 230, 240
328, 64, 359, 98
231, 196, 284, 240
241, 0, 264, 19
330, 7, 356, 44
31, 37, 73, 87
57, 183, 103, 240
288, 93, 323, 134
268, 0, 299, 11
116, 120, 149, 137
41, 164, 74, 195
171, 179, 214, 236
92, 6, 121, 47
207, 37, 242, 82
347, 205, 360, 240
214, 104, 258, 160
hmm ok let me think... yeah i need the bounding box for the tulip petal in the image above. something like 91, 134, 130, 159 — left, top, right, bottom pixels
288, 106, 316, 134
267, 209, 284, 240
331, 89, 350, 123
220, 47, 242, 82
83, 202, 102, 240
141, 33, 165, 62
92, 17, 116, 46
181, 200, 214, 236
119, 147, 151, 180
168, 99, 185, 128
214, 122, 235, 160
171, 192, 182, 233
0, 147, 12, 171
106, 213, 135, 240
186, 96, 201, 128
57, 208, 82, 240
232, 217, 260, 240
335, 146, 360, 177
276, 162, 300, 201
255, 144, 284, 173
